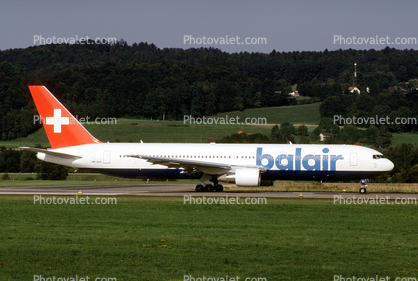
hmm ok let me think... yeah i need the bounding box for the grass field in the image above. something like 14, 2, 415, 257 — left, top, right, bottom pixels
391, 133, 418, 146
2, 119, 276, 148
0, 196, 417, 281
1, 101, 417, 149
4, 123, 417, 149
1, 103, 321, 148
212, 102, 321, 125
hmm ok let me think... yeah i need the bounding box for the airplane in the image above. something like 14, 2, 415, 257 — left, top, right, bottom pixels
22, 86, 394, 194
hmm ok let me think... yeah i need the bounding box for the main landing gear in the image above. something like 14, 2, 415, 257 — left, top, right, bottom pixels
195, 176, 223, 192
195, 183, 224, 192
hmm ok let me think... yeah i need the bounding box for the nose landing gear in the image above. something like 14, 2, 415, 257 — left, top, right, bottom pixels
359, 179, 369, 194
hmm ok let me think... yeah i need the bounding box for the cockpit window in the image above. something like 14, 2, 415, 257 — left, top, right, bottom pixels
373, 154, 386, 159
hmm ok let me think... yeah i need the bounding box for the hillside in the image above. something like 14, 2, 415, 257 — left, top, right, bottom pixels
2, 102, 321, 147
212, 102, 321, 125
2, 43, 418, 141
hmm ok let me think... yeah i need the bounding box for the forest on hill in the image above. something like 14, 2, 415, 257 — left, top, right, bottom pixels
1, 41, 418, 141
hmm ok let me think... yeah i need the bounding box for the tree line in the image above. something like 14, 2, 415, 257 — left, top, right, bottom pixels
319, 88, 418, 133
1, 42, 418, 140
0, 147, 68, 180
2, 42, 418, 182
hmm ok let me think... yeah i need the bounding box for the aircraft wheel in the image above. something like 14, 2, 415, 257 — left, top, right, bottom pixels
359, 187, 367, 194
205, 184, 214, 192
196, 184, 204, 192
215, 184, 224, 192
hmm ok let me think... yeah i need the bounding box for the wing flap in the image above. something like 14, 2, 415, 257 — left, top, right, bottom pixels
128, 155, 232, 175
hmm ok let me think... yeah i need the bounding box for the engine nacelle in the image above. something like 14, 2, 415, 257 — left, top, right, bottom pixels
235, 168, 261, 187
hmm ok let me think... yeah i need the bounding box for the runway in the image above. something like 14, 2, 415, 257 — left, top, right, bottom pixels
1, 183, 418, 200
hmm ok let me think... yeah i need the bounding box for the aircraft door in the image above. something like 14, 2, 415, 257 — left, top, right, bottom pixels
350, 153, 358, 166
103, 150, 111, 164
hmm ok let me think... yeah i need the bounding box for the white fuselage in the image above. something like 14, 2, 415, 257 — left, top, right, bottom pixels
37, 143, 394, 182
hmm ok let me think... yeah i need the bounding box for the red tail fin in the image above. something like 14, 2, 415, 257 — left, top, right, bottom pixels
29, 86, 101, 149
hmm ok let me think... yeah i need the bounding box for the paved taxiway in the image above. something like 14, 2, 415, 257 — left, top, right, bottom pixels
1, 184, 418, 200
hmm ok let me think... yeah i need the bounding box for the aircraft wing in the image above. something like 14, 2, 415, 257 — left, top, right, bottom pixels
20, 147, 82, 159
128, 155, 233, 175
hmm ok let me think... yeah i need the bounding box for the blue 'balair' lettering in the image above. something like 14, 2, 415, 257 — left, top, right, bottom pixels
256, 147, 342, 171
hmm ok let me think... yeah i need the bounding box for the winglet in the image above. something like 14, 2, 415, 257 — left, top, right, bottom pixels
28, 86, 102, 149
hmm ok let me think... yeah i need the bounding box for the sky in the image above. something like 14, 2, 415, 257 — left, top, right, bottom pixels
1, 0, 417, 53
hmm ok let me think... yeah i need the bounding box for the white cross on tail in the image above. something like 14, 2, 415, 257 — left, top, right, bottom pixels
45, 109, 70, 133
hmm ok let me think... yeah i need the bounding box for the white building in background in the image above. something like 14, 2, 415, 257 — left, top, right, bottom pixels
348, 87, 360, 94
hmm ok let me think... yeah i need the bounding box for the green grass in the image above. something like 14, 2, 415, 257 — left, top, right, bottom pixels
1, 103, 321, 148
0, 196, 417, 280
4, 102, 418, 149
295, 96, 313, 100
212, 102, 321, 125
391, 133, 418, 146
2, 119, 275, 148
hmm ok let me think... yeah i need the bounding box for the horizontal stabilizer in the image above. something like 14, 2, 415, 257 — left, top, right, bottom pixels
20, 147, 82, 159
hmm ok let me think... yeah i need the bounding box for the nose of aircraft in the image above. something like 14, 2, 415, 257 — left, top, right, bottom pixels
386, 159, 395, 171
